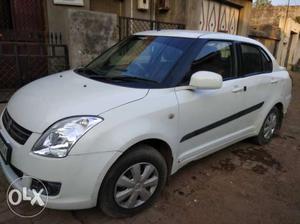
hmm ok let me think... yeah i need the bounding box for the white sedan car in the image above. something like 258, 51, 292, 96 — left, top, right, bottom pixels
0, 30, 292, 217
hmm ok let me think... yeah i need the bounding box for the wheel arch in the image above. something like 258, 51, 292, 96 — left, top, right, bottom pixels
254, 100, 285, 138
121, 138, 174, 176
96, 138, 173, 210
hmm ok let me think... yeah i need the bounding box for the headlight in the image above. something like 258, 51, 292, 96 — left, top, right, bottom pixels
32, 116, 103, 158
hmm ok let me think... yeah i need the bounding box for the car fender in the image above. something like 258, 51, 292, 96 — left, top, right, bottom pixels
69, 88, 179, 162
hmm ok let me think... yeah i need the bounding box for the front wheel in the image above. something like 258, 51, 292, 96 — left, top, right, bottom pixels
98, 144, 167, 217
254, 107, 280, 145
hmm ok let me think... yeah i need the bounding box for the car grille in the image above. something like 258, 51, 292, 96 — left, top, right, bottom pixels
2, 109, 32, 145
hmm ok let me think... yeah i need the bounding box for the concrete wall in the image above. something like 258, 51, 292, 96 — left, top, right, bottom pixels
124, 0, 186, 23
103, 0, 252, 32
46, 0, 253, 43
45, 0, 253, 69
276, 17, 300, 68
251, 5, 300, 23
92, 0, 186, 24
67, 10, 118, 68
122, 0, 154, 20
46, 0, 90, 43
236, 0, 252, 36
250, 6, 281, 28
156, 0, 186, 24
249, 6, 300, 69
90, 0, 122, 16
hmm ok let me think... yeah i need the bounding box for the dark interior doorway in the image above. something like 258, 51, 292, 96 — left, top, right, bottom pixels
0, 0, 46, 42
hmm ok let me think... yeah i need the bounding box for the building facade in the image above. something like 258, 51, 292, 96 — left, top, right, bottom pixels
0, 0, 253, 68
249, 6, 300, 70
0, 0, 253, 99
52, 0, 252, 66
46, 0, 252, 36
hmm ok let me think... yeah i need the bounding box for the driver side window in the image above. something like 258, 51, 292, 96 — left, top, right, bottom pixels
190, 41, 235, 80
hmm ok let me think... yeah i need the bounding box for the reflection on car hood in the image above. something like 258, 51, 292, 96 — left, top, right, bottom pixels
6, 70, 148, 133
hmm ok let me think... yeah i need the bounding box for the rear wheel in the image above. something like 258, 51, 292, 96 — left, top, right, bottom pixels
98, 144, 167, 217
254, 107, 280, 145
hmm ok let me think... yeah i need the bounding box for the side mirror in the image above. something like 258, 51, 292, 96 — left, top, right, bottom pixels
189, 71, 223, 89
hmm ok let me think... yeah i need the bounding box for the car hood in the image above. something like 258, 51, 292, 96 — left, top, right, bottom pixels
6, 70, 149, 133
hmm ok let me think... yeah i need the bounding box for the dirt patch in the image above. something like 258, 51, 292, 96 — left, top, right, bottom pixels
211, 146, 282, 175
251, 164, 268, 174
231, 146, 282, 173
279, 134, 297, 140
211, 158, 236, 171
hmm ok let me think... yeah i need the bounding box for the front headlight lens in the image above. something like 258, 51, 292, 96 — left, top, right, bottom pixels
32, 116, 103, 158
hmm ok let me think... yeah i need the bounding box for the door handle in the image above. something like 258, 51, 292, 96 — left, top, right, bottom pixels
232, 87, 244, 93
232, 86, 247, 93
271, 79, 279, 84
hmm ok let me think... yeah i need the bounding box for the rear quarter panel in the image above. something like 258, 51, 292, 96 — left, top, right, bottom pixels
254, 69, 292, 134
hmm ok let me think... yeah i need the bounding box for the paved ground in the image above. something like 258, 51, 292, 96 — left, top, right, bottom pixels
0, 72, 299, 224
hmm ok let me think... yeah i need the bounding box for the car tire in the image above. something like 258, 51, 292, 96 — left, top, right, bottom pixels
98, 144, 168, 217
254, 107, 280, 145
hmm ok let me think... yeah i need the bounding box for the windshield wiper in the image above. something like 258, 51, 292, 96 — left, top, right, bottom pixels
84, 75, 114, 81
109, 76, 158, 84
74, 67, 102, 76
76, 69, 158, 84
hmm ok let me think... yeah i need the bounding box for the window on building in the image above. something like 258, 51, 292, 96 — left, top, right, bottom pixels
191, 41, 235, 79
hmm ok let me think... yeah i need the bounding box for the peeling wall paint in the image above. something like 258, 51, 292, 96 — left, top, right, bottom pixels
67, 9, 118, 68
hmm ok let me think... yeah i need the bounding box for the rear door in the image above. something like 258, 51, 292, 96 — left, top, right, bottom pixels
235, 43, 274, 129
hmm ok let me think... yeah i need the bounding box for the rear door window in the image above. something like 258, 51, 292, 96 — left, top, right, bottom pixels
260, 49, 273, 73
240, 44, 262, 75
239, 44, 273, 76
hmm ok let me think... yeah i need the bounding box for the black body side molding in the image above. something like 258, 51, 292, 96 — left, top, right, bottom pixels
180, 102, 264, 143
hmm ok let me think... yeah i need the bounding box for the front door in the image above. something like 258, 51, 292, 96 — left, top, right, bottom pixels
176, 40, 250, 165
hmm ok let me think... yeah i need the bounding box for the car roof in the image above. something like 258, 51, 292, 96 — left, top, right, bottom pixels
134, 30, 259, 45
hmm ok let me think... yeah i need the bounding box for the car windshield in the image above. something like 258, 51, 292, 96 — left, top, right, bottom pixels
76, 36, 194, 86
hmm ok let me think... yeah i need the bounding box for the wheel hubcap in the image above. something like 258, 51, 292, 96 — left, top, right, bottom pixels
263, 112, 277, 140
114, 162, 159, 209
